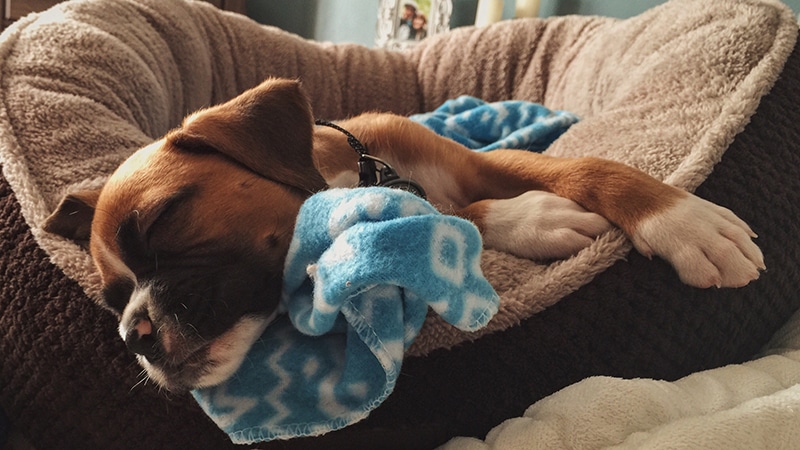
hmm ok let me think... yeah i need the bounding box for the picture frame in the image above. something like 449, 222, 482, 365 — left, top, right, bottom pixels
375, 0, 453, 50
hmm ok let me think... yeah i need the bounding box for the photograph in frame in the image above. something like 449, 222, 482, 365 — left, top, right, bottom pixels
376, 0, 453, 50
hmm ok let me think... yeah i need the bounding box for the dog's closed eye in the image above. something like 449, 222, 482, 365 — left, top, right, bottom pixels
144, 188, 197, 246
115, 187, 197, 264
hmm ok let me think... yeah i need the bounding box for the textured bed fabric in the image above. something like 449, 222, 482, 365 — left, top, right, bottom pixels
2, 0, 796, 358
442, 308, 800, 449
1, 0, 799, 448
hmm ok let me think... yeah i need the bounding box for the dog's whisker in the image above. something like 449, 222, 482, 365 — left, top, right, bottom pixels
187, 322, 201, 337
129, 375, 148, 392
129, 368, 151, 392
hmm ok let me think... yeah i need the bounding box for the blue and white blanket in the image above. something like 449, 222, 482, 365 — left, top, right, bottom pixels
193, 188, 499, 443
192, 98, 578, 444
410, 95, 579, 152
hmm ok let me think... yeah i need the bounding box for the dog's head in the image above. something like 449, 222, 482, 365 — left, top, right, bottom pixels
44, 79, 327, 391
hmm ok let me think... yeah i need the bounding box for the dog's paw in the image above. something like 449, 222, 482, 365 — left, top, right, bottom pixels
481, 191, 613, 260
630, 194, 765, 288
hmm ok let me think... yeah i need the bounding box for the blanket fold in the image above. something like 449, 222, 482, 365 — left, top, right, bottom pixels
410, 96, 579, 152
193, 188, 500, 443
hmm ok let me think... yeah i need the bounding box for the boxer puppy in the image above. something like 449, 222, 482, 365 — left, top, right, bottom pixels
43, 78, 764, 391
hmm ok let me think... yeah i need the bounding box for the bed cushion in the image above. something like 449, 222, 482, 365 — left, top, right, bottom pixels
1, 0, 798, 448
442, 307, 800, 449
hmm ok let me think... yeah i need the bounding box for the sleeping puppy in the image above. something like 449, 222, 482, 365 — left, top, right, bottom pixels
43, 78, 765, 392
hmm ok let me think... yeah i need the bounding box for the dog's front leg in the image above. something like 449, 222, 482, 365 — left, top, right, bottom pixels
462, 151, 764, 288
332, 114, 763, 288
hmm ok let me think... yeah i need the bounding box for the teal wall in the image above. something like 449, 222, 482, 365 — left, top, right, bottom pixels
540, 0, 800, 17
247, 0, 378, 45
246, 0, 800, 47
245, 0, 511, 45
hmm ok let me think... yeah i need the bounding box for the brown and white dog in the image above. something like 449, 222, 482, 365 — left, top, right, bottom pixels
44, 78, 765, 392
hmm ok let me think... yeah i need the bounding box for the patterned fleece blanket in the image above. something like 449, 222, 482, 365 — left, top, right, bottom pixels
410, 96, 579, 152
192, 99, 577, 443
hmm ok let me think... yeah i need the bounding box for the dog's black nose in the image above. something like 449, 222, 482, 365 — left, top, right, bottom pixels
125, 317, 161, 361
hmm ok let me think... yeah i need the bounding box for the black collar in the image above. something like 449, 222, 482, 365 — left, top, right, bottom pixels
315, 119, 426, 199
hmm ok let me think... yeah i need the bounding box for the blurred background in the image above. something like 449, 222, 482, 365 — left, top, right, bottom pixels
245, 0, 800, 47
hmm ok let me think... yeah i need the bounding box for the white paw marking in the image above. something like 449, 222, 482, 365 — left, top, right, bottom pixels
482, 191, 613, 260
631, 195, 765, 288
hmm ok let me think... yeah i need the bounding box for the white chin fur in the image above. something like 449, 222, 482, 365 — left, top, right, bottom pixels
192, 314, 274, 389
138, 356, 168, 387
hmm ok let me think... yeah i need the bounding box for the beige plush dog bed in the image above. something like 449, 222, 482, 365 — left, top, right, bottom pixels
1, 0, 798, 448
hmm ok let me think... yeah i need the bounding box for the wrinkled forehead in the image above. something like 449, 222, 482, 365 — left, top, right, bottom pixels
92, 136, 304, 246
96, 140, 182, 231
101, 138, 248, 207
94, 139, 208, 241
105, 138, 216, 191
107, 139, 165, 186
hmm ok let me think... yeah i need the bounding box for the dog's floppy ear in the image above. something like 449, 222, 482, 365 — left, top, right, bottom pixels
43, 189, 101, 241
168, 78, 327, 194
